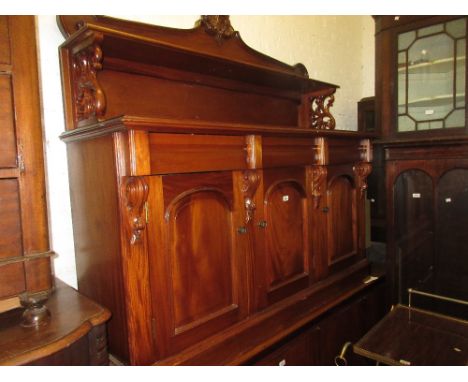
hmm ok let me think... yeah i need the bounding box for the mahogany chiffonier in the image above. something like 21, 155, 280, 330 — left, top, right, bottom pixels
57, 15, 382, 365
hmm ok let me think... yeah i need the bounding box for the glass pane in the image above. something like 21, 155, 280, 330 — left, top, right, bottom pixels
456, 39, 466, 108
398, 115, 415, 132
408, 34, 454, 121
398, 52, 407, 114
446, 18, 466, 38
429, 120, 444, 129
445, 109, 465, 128
398, 30, 416, 51
418, 122, 430, 130
418, 23, 444, 37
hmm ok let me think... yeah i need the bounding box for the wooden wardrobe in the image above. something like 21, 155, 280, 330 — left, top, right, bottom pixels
58, 15, 381, 365
0, 16, 53, 323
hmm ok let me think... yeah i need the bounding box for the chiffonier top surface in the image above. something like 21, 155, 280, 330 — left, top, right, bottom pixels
60, 115, 375, 142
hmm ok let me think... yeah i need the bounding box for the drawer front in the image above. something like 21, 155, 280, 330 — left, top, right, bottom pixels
262, 137, 317, 168
327, 138, 362, 165
149, 133, 247, 174
251, 329, 318, 366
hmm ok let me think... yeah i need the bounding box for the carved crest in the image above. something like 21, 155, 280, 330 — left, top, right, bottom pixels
353, 163, 372, 199
71, 35, 106, 125
124, 177, 149, 245
200, 15, 236, 42
310, 166, 327, 209
308, 89, 336, 130
240, 170, 260, 224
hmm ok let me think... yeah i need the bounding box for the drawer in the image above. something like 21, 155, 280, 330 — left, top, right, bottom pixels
148, 133, 247, 174
251, 330, 315, 366
262, 137, 317, 168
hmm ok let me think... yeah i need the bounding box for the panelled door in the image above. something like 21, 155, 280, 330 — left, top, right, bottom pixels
256, 167, 311, 306
326, 168, 358, 268
146, 171, 247, 357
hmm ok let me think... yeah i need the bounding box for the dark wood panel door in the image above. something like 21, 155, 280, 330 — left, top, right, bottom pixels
436, 169, 468, 318
146, 172, 247, 357
259, 168, 310, 305
394, 170, 434, 305
326, 175, 357, 266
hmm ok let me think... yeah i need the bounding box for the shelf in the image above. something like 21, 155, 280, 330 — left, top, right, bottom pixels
398, 93, 465, 108
398, 56, 466, 74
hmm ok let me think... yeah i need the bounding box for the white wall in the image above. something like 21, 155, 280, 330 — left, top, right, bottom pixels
36, 15, 375, 288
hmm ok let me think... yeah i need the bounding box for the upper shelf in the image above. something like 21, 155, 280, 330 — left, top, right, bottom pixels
57, 15, 337, 94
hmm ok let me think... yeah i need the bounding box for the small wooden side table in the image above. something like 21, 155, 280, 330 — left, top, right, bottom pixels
0, 278, 111, 365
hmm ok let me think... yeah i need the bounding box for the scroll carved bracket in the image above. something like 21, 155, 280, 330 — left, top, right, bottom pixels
310, 166, 328, 209
308, 89, 336, 130
123, 177, 149, 245
240, 170, 260, 224
71, 33, 106, 126
199, 15, 236, 43
353, 163, 372, 199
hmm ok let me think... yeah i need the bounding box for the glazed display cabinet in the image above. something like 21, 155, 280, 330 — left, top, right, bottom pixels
374, 16, 468, 318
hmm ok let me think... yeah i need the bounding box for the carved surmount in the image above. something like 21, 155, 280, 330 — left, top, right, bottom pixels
240, 170, 260, 224
124, 177, 149, 245
308, 89, 336, 130
72, 34, 106, 125
310, 166, 327, 209
200, 15, 236, 41
353, 163, 372, 199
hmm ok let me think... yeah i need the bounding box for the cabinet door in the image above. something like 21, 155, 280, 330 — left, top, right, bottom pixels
436, 168, 468, 318
146, 172, 247, 357
394, 170, 434, 305
326, 173, 358, 266
259, 168, 311, 305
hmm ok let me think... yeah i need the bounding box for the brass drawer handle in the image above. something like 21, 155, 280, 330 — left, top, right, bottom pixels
257, 220, 267, 229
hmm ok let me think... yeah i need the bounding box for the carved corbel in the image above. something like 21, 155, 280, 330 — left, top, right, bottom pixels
353, 163, 372, 199
71, 33, 106, 126
240, 170, 260, 224
308, 89, 336, 130
123, 177, 149, 245
358, 139, 372, 162
310, 166, 327, 209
